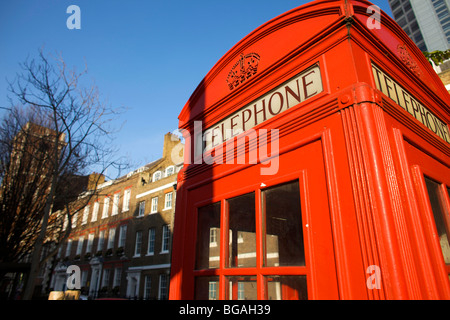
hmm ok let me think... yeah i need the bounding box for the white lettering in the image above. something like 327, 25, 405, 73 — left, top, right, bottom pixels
366, 265, 381, 289
66, 265, 81, 290
367, 5, 381, 30
66, 5, 81, 30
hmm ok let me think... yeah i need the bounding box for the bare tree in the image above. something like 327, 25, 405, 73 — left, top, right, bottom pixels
2, 48, 128, 299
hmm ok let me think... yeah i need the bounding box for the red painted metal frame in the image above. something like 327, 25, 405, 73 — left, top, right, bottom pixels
169, 0, 450, 300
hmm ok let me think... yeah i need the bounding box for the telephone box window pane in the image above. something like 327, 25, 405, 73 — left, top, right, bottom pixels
425, 177, 450, 264
227, 276, 257, 300
263, 180, 305, 267
195, 202, 221, 270
266, 276, 307, 300
227, 193, 256, 268
194, 277, 219, 300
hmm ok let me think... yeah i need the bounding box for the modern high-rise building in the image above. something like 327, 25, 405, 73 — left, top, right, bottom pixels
388, 0, 450, 52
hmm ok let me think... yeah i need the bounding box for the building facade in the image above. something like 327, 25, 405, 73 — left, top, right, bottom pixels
388, 0, 450, 52
50, 133, 183, 299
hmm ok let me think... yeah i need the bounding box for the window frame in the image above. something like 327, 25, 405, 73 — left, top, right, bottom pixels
138, 200, 146, 217
82, 205, 90, 225
165, 166, 175, 177
102, 197, 110, 219
151, 197, 158, 213
193, 179, 310, 300
118, 224, 127, 248
161, 225, 170, 254
164, 192, 173, 210
107, 227, 116, 250
147, 228, 156, 255
134, 231, 143, 257
123, 189, 131, 212
153, 171, 162, 182
91, 201, 99, 222
112, 193, 120, 216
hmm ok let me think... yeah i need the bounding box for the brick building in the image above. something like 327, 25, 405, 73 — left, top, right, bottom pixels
49, 133, 183, 299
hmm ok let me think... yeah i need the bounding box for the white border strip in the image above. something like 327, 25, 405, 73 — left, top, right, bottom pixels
136, 182, 175, 199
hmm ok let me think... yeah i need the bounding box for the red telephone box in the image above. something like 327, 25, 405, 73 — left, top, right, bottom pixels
169, 0, 450, 300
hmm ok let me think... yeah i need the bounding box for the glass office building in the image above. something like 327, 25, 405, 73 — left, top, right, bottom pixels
389, 0, 450, 52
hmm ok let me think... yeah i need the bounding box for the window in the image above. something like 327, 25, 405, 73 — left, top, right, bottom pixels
82, 205, 90, 225
424, 178, 450, 265
107, 228, 116, 249
153, 171, 162, 182
161, 225, 170, 253
195, 203, 221, 270
138, 201, 146, 217
210, 228, 218, 247
262, 181, 305, 266
159, 274, 168, 300
91, 202, 99, 222
266, 276, 308, 300
165, 166, 175, 177
102, 268, 110, 288
118, 225, 127, 248
63, 214, 68, 231
164, 192, 173, 210
112, 193, 120, 216
228, 192, 256, 268
195, 277, 219, 300
102, 197, 110, 219
209, 281, 218, 300
123, 189, 131, 212
134, 231, 143, 256
66, 239, 73, 257
76, 237, 84, 255
114, 268, 122, 288
194, 180, 308, 300
81, 271, 88, 288
144, 275, 152, 300
148, 228, 155, 255
151, 197, 158, 213
87, 233, 95, 252
97, 230, 105, 252
72, 212, 78, 228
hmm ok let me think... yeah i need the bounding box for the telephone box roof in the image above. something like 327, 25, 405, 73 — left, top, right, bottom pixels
178, 0, 449, 135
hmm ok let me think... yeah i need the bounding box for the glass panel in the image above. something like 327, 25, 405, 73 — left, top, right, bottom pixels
195, 202, 221, 269
227, 193, 256, 268
227, 276, 257, 300
194, 277, 219, 300
265, 276, 307, 300
262, 180, 305, 266
425, 178, 450, 264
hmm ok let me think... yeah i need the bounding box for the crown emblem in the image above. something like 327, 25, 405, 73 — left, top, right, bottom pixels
397, 44, 421, 77
226, 52, 260, 90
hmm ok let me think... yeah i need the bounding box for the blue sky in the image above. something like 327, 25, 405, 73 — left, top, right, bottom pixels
0, 0, 392, 177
